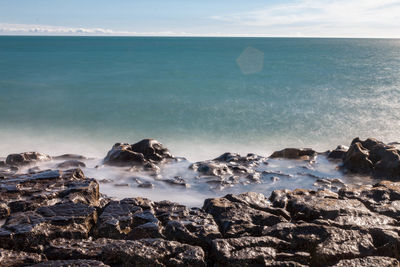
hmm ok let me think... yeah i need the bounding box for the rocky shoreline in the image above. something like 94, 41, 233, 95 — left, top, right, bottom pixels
1, 138, 400, 266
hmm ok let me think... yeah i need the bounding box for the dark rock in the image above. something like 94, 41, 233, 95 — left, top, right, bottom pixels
190, 162, 231, 177
45, 238, 205, 267
54, 154, 87, 161
331, 256, 400, 267
29, 259, 110, 267
327, 145, 348, 160
94, 198, 162, 240
0, 248, 44, 267
0, 169, 99, 215
161, 177, 189, 187
343, 141, 374, 174
0, 203, 10, 219
203, 193, 288, 238
269, 188, 396, 228
103, 139, 173, 167
0, 202, 97, 251
6, 152, 51, 166
343, 138, 400, 178
270, 148, 317, 160
56, 160, 86, 169
154, 201, 221, 249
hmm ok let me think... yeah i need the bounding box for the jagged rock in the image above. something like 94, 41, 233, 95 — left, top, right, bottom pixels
56, 160, 86, 169
94, 197, 161, 240
0, 169, 99, 214
211, 236, 303, 266
103, 139, 173, 167
270, 148, 316, 160
269, 188, 396, 228
154, 201, 221, 249
161, 177, 189, 187
343, 138, 400, 178
203, 193, 288, 238
327, 145, 348, 160
190, 162, 231, 177
5, 152, 51, 166
331, 256, 400, 267
0, 202, 97, 251
45, 238, 205, 267
0, 248, 44, 267
30, 259, 110, 267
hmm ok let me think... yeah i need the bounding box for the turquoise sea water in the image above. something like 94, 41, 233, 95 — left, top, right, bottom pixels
1, 36, 400, 160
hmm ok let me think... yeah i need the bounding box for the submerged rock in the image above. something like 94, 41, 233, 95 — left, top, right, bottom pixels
56, 160, 86, 169
103, 139, 174, 167
5, 152, 51, 166
270, 148, 317, 161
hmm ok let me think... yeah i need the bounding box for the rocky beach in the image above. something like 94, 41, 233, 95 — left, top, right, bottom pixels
0, 137, 400, 266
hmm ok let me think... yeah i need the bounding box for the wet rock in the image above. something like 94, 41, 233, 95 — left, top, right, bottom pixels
154, 201, 221, 249
343, 141, 374, 174
0, 203, 10, 219
0, 169, 99, 214
343, 138, 400, 178
270, 148, 317, 161
161, 177, 189, 187
210, 236, 302, 266
190, 162, 231, 177
203, 193, 288, 238
45, 238, 205, 267
331, 256, 400, 267
327, 145, 348, 160
94, 198, 162, 240
56, 160, 86, 169
270, 188, 396, 228
138, 182, 154, 188
0, 248, 44, 267
30, 260, 110, 267
54, 154, 87, 161
103, 139, 174, 167
6, 152, 51, 166
313, 227, 376, 266
0, 202, 97, 251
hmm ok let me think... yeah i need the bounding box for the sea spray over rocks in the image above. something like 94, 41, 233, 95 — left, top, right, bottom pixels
1, 138, 400, 266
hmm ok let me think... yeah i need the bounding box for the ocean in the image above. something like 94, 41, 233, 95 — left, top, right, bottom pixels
1, 36, 400, 161
1, 36, 399, 205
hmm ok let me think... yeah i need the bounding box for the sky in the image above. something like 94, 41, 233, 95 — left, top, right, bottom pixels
0, 0, 400, 37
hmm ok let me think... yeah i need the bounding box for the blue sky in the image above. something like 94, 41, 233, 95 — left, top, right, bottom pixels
1, 0, 400, 37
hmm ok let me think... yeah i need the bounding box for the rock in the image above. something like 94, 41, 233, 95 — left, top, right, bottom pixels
54, 154, 87, 161
29, 259, 110, 267
190, 162, 231, 177
331, 256, 400, 267
0, 248, 44, 266
94, 198, 162, 240
6, 152, 51, 166
203, 193, 288, 238
269, 188, 396, 228
45, 238, 205, 267
313, 227, 376, 266
210, 236, 305, 266
103, 139, 173, 167
0, 203, 10, 219
0, 202, 97, 251
0, 169, 99, 214
56, 160, 86, 169
327, 145, 348, 160
343, 138, 400, 178
343, 141, 374, 174
161, 177, 189, 187
154, 201, 221, 249
270, 148, 317, 161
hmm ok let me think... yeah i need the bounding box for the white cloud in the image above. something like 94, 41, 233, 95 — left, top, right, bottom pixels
211, 0, 400, 37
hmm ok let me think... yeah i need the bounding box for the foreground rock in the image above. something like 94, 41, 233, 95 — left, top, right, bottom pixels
343, 137, 400, 178
103, 139, 174, 167
45, 238, 205, 267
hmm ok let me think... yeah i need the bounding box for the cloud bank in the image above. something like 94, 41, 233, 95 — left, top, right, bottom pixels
211, 0, 400, 37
